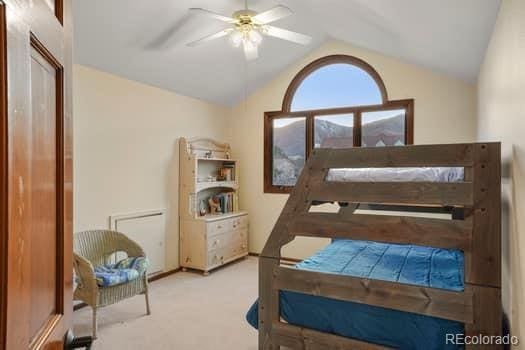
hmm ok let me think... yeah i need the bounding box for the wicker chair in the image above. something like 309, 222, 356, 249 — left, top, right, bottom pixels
73, 230, 151, 339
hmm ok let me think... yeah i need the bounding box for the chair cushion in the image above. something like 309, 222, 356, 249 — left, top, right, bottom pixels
94, 257, 149, 287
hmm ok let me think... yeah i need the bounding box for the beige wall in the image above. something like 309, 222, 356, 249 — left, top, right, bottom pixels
227, 40, 478, 259
73, 64, 228, 271
477, 0, 525, 339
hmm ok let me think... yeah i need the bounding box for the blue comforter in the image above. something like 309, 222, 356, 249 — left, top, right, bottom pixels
247, 240, 465, 349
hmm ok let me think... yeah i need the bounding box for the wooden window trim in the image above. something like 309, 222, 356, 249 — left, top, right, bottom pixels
265, 55, 414, 194
55, 0, 64, 25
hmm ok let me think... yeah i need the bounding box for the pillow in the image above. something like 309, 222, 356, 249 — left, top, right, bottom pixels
114, 256, 149, 275
94, 256, 149, 287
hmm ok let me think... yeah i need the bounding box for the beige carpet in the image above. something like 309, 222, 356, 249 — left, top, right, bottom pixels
73, 257, 259, 350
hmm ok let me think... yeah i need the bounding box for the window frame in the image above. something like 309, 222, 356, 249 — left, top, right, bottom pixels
264, 55, 414, 194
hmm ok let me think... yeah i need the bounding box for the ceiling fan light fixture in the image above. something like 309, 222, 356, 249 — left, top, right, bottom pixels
229, 30, 244, 47
248, 29, 263, 45
243, 38, 258, 61
229, 26, 263, 49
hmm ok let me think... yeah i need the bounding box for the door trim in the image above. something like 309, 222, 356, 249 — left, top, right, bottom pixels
29, 314, 62, 350
0, 2, 8, 349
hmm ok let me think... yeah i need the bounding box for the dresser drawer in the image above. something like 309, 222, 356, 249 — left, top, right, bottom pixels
207, 239, 248, 267
206, 214, 248, 237
207, 229, 247, 251
231, 215, 248, 230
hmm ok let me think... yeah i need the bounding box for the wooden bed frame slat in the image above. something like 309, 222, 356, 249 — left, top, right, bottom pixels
320, 143, 475, 168
307, 181, 474, 206
273, 266, 474, 324
288, 212, 472, 250
272, 322, 392, 350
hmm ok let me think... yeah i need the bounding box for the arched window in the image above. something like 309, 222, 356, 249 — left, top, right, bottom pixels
290, 64, 383, 111
265, 55, 414, 193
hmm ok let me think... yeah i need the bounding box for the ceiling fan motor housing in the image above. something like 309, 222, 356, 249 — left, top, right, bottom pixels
233, 10, 258, 24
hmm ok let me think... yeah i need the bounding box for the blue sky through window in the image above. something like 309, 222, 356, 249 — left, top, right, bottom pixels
291, 63, 383, 112
274, 63, 403, 128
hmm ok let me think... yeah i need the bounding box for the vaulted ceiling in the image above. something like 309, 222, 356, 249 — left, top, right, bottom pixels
73, 0, 501, 106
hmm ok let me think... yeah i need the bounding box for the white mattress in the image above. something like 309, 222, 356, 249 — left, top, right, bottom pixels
326, 167, 464, 182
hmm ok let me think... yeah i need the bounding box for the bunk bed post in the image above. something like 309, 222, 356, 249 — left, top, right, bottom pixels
465, 143, 502, 349
259, 257, 280, 350
259, 150, 327, 349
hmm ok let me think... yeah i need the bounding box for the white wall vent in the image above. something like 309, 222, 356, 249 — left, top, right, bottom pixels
109, 209, 166, 274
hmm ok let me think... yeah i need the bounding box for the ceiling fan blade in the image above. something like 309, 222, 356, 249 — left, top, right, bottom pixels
252, 5, 293, 24
189, 8, 237, 24
187, 29, 232, 47
264, 26, 312, 45
243, 41, 259, 61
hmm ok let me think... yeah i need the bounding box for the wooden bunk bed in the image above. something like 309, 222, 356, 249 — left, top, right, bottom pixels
257, 142, 502, 349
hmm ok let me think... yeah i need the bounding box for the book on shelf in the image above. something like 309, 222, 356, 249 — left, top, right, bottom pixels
210, 192, 238, 214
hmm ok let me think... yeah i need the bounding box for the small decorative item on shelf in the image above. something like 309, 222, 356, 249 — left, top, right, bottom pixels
220, 162, 235, 181
220, 168, 232, 181
207, 175, 217, 182
225, 151, 230, 159
199, 200, 207, 216
204, 150, 213, 159
208, 197, 221, 214
217, 167, 230, 181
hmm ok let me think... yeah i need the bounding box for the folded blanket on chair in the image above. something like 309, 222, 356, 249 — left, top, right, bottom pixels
94, 256, 149, 287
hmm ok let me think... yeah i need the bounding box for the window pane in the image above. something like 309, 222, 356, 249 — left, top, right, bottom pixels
362, 109, 406, 147
273, 117, 306, 186
314, 114, 354, 148
291, 64, 383, 111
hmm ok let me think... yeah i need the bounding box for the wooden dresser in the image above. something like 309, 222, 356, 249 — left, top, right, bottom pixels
179, 138, 249, 275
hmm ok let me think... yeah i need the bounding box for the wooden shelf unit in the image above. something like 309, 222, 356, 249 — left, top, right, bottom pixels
179, 138, 249, 275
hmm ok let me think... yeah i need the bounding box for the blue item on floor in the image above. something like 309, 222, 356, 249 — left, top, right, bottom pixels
246, 239, 465, 350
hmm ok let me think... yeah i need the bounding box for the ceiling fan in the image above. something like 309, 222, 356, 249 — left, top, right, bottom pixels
186, 1, 312, 60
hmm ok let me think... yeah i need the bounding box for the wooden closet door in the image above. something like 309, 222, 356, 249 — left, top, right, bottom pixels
0, 0, 73, 349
